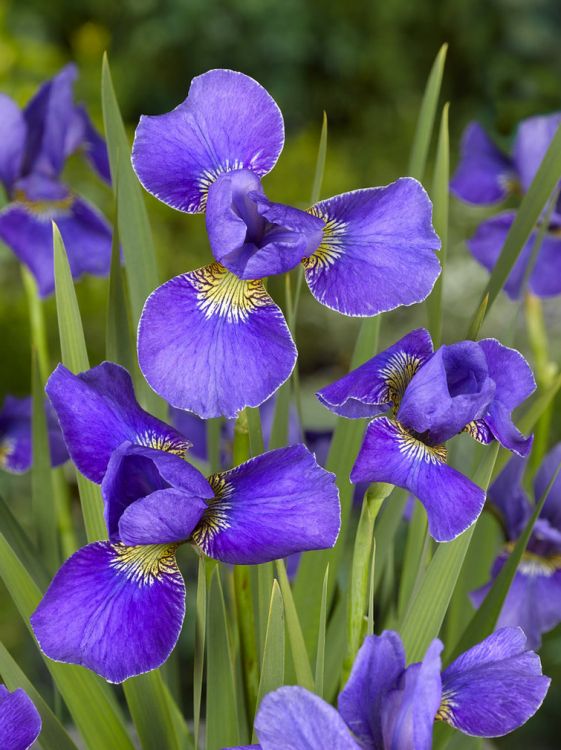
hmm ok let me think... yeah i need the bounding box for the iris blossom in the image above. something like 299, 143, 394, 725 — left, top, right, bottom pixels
317, 329, 535, 541
0, 64, 112, 296
229, 627, 549, 749
31, 361, 340, 682
472, 444, 561, 648
0, 395, 67, 473
132, 69, 441, 419
0, 686, 41, 750
450, 114, 561, 299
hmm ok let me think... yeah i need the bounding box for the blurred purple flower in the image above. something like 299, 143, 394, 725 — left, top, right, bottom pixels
32, 361, 340, 682
0, 64, 112, 297
132, 69, 440, 419
318, 329, 535, 541
229, 627, 549, 749
472, 444, 561, 648
450, 115, 561, 299
0, 685, 42, 750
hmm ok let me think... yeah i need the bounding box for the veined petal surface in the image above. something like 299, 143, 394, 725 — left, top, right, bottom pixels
0, 686, 42, 750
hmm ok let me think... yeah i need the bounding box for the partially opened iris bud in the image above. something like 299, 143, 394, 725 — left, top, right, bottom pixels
31, 361, 340, 682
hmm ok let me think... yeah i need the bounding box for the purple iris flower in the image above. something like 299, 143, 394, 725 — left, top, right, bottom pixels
450, 114, 561, 299
131, 69, 441, 419
0, 686, 42, 750
0, 395, 67, 473
31, 361, 340, 682
0, 64, 112, 297
317, 329, 535, 541
229, 627, 549, 749
472, 443, 561, 648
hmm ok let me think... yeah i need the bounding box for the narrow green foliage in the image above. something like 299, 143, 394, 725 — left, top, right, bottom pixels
275, 559, 315, 691
367, 537, 376, 636
315, 565, 329, 697
450, 457, 561, 662
400, 444, 499, 662
0, 532, 134, 750
53, 224, 106, 542
397, 503, 429, 619
255, 580, 285, 722
467, 118, 561, 335
31, 354, 59, 572
106, 223, 135, 372
426, 103, 449, 346
343, 484, 389, 683
257, 562, 274, 658
269, 379, 292, 450
21, 267, 50, 380
123, 672, 182, 750
206, 569, 241, 750
246, 407, 265, 456
467, 293, 489, 341
0, 495, 49, 589
193, 556, 206, 750
0, 642, 79, 750
234, 565, 260, 724
207, 417, 224, 472
310, 111, 328, 205
408, 44, 448, 181
373, 489, 408, 589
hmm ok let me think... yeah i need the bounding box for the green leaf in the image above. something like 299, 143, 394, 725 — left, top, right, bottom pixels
275, 559, 315, 691
246, 407, 265, 456
426, 102, 449, 347
399, 444, 499, 662
467, 118, 561, 336
269, 379, 292, 450
0, 642, 78, 750
310, 111, 328, 205
257, 561, 274, 659
397, 503, 429, 619
408, 44, 448, 181
106, 220, 135, 372
373, 489, 408, 589
193, 555, 206, 750
0, 495, 49, 589
315, 565, 329, 697
53, 224, 106, 542
255, 580, 285, 714
0, 531, 134, 750
123, 672, 182, 750
450, 456, 561, 661
31, 354, 59, 573
21, 266, 50, 381
206, 569, 241, 750
234, 564, 259, 723
294, 315, 381, 652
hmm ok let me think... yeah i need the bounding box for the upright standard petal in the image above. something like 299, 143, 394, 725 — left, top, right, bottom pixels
65, 105, 112, 183
439, 627, 550, 737
0, 686, 42, 750
450, 122, 515, 205
46, 362, 190, 483
351, 418, 485, 542
31, 541, 185, 683
255, 687, 360, 750
381, 639, 443, 750
316, 329, 433, 419
513, 113, 561, 193
338, 631, 405, 749
192, 445, 340, 564
138, 263, 297, 419
303, 178, 441, 317
0, 193, 112, 297
488, 456, 531, 540
132, 69, 285, 213
397, 342, 496, 444
0, 94, 25, 192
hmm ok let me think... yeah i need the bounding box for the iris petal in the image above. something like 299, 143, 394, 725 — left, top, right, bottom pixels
138, 263, 297, 419
513, 113, 561, 193
0, 686, 42, 750
0, 94, 25, 191
31, 541, 185, 683
132, 69, 284, 214
303, 178, 440, 316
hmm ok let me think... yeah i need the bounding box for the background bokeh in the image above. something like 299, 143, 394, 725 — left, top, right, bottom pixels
1, 1, 561, 746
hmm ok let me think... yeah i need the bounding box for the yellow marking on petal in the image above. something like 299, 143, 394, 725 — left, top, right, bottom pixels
13, 189, 74, 221
463, 419, 493, 444
302, 207, 347, 272
136, 430, 190, 458
380, 352, 424, 406
436, 694, 457, 723
191, 473, 233, 553
394, 421, 447, 465
110, 543, 179, 586
190, 262, 270, 323
0, 439, 15, 468
503, 543, 561, 577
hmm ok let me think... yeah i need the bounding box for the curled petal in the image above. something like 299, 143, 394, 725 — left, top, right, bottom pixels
0, 686, 42, 750
439, 627, 550, 737
192, 444, 340, 564
138, 264, 297, 419
351, 418, 485, 542
46, 362, 190, 483
31, 541, 185, 683
132, 69, 284, 213
316, 328, 433, 419
303, 178, 441, 317
450, 122, 515, 205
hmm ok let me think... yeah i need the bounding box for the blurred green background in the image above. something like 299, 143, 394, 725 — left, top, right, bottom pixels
1, 0, 561, 746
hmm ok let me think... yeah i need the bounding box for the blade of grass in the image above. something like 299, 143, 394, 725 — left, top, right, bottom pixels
206, 568, 241, 750
397, 503, 429, 620
426, 103, 449, 346
106, 221, 135, 373
408, 44, 448, 181
373, 489, 408, 589
254, 580, 285, 721
0, 642, 79, 750
399, 443, 499, 662
315, 565, 329, 697
257, 562, 274, 658
193, 555, 206, 750
0, 495, 49, 589
275, 559, 314, 691
234, 565, 259, 725
123, 673, 182, 750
